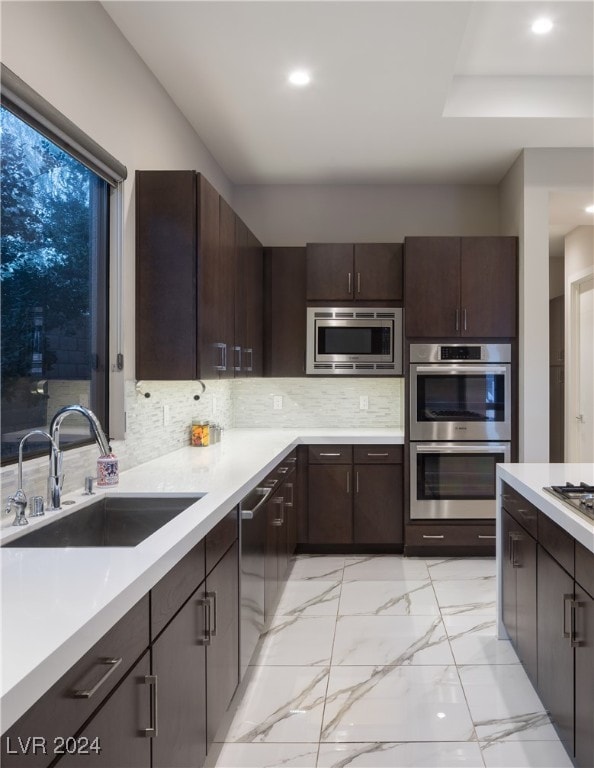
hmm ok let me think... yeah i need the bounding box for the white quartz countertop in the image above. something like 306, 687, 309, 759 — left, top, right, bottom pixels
0, 427, 403, 732
497, 462, 594, 553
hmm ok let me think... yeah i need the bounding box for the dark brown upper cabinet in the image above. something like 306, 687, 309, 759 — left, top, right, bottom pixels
306, 243, 403, 302
135, 171, 263, 380
264, 247, 307, 377
404, 236, 517, 339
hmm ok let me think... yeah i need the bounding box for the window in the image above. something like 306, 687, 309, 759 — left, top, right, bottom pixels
0, 68, 126, 464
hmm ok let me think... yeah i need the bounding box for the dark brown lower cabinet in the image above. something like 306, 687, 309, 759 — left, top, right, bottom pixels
206, 540, 239, 746
56, 654, 152, 767
575, 582, 594, 768
501, 510, 537, 684
308, 464, 352, 545
307, 445, 403, 549
151, 590, 207, 768
537, 545, 575, 756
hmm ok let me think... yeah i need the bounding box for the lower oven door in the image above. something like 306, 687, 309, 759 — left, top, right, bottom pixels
410, 442, 511, 520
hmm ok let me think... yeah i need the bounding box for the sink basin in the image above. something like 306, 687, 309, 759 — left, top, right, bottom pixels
2, 495, 205, 548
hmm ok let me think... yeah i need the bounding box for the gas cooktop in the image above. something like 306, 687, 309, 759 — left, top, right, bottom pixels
544, 482, 594, 523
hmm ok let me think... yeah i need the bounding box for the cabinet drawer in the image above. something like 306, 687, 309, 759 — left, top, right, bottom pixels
353, 445, 403, 464
501, 483, 538, 537
538, 512, 574, 576
308, 445, 353, 464
206, 508, 238, 575
406, 524, 496, 548
151, 540, 206, 640
575, 541, 594, 597
2, 596, 149, 768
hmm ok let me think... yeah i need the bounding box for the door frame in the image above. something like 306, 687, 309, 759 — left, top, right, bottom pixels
565, 265, 594, 461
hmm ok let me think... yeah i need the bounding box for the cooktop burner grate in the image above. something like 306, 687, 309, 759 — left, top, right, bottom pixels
544, 482, 594, 522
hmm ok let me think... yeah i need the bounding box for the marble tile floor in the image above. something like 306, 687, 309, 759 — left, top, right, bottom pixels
209, 555, 573, 768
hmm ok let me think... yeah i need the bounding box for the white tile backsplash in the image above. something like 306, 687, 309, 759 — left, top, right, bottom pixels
1, 376, 403, 527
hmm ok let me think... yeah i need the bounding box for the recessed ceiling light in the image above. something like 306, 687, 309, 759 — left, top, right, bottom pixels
288, 70, 310, 87
586, 204, 594, 214
531, 17, 553, 35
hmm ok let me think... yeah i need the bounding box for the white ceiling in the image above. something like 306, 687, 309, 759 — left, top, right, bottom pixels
103, 0, 594, 236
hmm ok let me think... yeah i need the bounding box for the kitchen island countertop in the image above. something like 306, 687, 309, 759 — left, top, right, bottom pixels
0, 427, 403, 733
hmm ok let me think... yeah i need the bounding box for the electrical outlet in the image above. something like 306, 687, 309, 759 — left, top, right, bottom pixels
359, 395, 369, 411
273, 395, 283, 410
163, 404, 170, 426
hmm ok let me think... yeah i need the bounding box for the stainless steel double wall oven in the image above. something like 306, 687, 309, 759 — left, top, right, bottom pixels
409, 343, 512, 520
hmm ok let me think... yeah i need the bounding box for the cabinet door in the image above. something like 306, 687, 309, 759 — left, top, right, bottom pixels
575, 584, 594, 768
136, 171, 197, 380
306, 243, 354, 301
245, 228, 264, 376
264, 247, 306, 376
460, 237, 517, 337
404, 237, 460, 338
308, 465, 352, 544
217, 197, 237, 379
151, 593, 207, 768
354, 243, 403, 301
537, 546, 574, 755
234, 216, 249, 376
206, 541, 239, 746
56, 654, 151, 768
353, 464, 403, 545
265, 494, 284, 619
197, 174, 223, 378
514, 526, 537, 685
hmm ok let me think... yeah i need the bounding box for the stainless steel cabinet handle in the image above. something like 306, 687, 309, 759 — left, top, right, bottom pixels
422, 534, 444, 539
320, 452, 341, 457
455, 308, 460, 331
272, 496, 283, 526
197, 596, 211, 645
478, 535, 496, 540
73, 657, 122, 698
207, 591, 217, 637
462, 308, 467, 331
562, 593, 573, 639
366, 452, 389, 457
278, 466, 289, 474
241, 486, 272, 519
510, 532, 521, 567
355, 471, 359, 494
347, 272, 352, 294
214, 342, 226, 371
232, 345, 242, 372
357, 272, 361, 294
143, 675, 158, 737
244, 347, 253, 372
570, 600, 582, 648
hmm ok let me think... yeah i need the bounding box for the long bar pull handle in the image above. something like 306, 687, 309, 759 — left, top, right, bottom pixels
285, 482, 294, 507
347, 272, 352, 295
422, 534, 445, 540
478, 535, 496, 540
197, 596, 211, 645
73, 658, 122, 698
346, 471, 350, 495
357, 272, 361, 294
232, 346, 242, 372
510, 533, 521, 567
462, 308, 467, 331
271, 497, 283, 526
366, 452, 389, 457
244, 348, 253, 372
143, 675, 158, 737
562, 593, 573, 639
570, 600, 582, 648
207, 591, 217, 638
455, 308, 460, 331
355, 471, 359, 494
319, 453, 342, 457
214, 342, 226, 371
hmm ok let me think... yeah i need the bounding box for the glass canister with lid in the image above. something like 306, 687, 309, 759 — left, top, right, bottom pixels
191, 420, 210, 446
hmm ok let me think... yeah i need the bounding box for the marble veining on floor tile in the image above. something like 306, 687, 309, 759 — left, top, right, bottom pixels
214, 555, 571, 768
332, 614, 454, 666
338, 579, 440, 616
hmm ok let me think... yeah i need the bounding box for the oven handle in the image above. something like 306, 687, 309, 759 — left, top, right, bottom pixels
413, 365, 509, 375
414, 443, 510, 454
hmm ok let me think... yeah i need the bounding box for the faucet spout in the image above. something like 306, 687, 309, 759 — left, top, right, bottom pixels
4, 429, 59, 524
48, 405, 111, 510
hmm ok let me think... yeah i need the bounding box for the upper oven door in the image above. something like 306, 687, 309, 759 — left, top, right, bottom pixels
410, 363, 512, 441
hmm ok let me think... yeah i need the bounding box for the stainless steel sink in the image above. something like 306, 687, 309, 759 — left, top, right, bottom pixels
2, 494, 205, 548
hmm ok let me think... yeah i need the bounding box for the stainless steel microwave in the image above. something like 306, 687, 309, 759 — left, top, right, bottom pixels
306, 307, 403, 375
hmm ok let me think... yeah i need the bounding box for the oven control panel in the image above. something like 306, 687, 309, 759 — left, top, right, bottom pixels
409, 343, 511, 364
439, 346, 481, 360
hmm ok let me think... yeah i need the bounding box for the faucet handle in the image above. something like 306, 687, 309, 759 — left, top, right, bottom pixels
83, 476, 96, 495
30, 496, 45, 517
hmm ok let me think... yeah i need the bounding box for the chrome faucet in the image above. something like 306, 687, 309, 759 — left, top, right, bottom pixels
49, 405, 111, 510
4, 429, 59, 525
